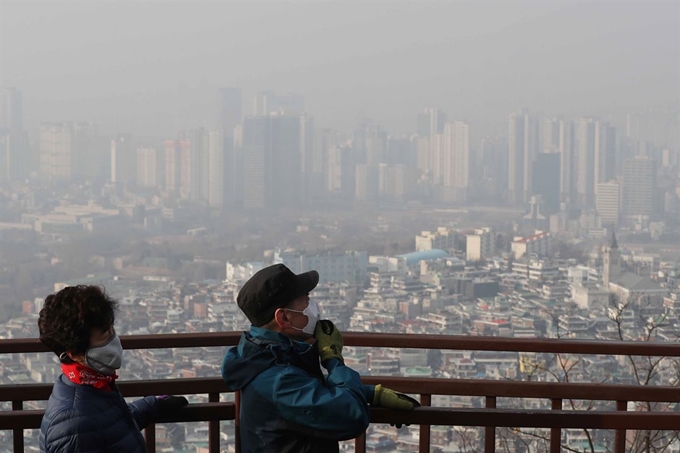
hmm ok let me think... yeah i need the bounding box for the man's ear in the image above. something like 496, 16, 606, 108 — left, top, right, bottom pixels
273, 308, 292, 329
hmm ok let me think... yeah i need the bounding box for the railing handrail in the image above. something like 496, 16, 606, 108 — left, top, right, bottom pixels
3, 405, 679, 431
2, 331, 680, 356
2, 376, 679, 404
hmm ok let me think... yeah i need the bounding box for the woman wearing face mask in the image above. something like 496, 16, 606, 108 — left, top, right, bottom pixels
222, 264, 419, 453
38, 285, 187, 453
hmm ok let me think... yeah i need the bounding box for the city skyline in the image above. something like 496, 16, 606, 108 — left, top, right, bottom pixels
1, 0, 678, 138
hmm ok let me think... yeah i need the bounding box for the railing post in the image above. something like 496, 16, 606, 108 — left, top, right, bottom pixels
615, 400, 627, 453
144, 423, 156, 453
12, 400, 23, 453
550, 398, 562, 453
209, 392, 220, 453
485, 396, 496, 453
418, 394, 432, 453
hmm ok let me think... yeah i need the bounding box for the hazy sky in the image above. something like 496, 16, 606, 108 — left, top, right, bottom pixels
1, 0, 678, 139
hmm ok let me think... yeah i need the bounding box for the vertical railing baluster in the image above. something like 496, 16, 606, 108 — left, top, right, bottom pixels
615, 400, 627, 453
550, 398, 562, 453
484, 396, 497, 453
209, 392, 220, 453
145, 423, 156, 453
355, 431, 367, 453
419, 394, 432, 453
12, 400, 23, 453
235, 391, 242, 453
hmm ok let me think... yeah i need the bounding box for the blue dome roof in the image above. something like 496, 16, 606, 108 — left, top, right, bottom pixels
396, 249, 449, 266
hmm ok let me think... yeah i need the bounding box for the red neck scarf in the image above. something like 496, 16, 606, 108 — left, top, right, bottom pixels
61, 362, 118, 392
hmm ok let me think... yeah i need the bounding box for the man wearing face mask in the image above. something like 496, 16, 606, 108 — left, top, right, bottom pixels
38, 285, 188, 453
222, 264, 419, 453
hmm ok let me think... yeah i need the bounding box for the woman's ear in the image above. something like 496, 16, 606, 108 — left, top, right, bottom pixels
65, 350, 84, 364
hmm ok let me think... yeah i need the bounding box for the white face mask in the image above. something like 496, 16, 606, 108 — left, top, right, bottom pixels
285, 300, 320, 335
86, 333, 123, 376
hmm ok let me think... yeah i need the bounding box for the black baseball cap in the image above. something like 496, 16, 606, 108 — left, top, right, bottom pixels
237, 264, 319, 327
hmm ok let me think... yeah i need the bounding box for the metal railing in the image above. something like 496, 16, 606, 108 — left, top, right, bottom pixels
1, 332, 679, 453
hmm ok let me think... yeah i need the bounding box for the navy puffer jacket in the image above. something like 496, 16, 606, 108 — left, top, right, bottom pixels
40, 374, 160, 453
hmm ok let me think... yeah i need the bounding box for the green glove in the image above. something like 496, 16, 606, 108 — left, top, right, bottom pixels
314, 320, 344, 364
373, 385, 420, 411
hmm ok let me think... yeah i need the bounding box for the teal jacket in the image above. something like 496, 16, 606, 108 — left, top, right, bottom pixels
221, 327, 373, 453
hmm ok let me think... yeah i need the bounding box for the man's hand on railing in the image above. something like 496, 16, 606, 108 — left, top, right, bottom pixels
372, 385, 420, 429
156, 395, 189, 412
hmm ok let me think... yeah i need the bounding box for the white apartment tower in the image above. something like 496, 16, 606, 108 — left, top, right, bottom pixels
508, 110, 539, 204
443, 121, 470, 202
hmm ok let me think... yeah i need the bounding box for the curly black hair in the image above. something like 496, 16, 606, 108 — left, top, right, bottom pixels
38, 285, 119, 358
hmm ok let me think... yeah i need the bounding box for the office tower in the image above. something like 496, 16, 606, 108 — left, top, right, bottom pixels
136, 147, 158, 188
0, 87, 22, 132
622, 156, 656, 219
508, 109, 539, 204
189, 128, 210, 203
242, 114, 313, 209
219, 87, 242, 138
442, 121, 470, 202
253, 91, 305, 116
558, 119, 575, 203
531, 153, 560, 214
208, 130, 225, 208
416, 108, 446, 177
576, 118, 616, 207
596, 181, 620, 226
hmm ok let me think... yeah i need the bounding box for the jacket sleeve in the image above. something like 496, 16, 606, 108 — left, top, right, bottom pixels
128, 396, 160, 430
270, 359, 371, 440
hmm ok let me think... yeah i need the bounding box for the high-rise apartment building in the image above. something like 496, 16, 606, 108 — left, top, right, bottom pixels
219, 87, 242, 138
531, 153, 560, 214
596, 181, 620, 226
189, 128, 210, 203
558, 119, 575, 203
164, 140, 183, 194
208, 130, 225, 208
0, 87, 22, 131
39, 122, 97, 181
136, 147, 158, 188
622, 156, 656, 219
110, 135, 135, 185
242, 114, 314, 209
508, 110, 539, 204
416, 108, 446, 179
442, 121, 470, 202
576, 118, 616, 207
